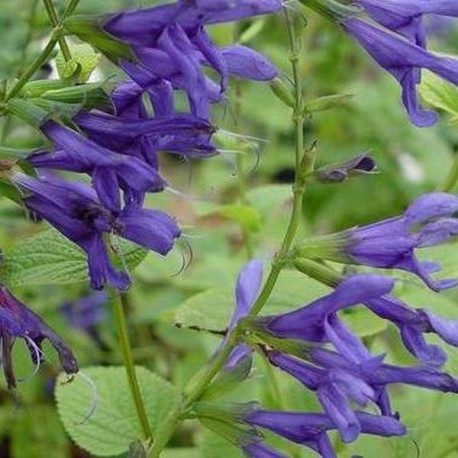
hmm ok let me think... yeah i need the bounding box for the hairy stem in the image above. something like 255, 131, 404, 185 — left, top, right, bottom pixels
62, 0, 81, 17
43, 0, 72, 61
5, 37, 58, 101
148, 9, 308, 455
3, 0, 80, 103
114, 292, 154, 442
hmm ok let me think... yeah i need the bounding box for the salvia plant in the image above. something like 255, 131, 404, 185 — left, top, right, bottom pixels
0, 0, 457, 457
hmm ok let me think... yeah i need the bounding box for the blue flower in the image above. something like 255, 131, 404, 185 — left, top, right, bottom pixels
74, 109, 216, 162
257, 274, 394, 349
243, 408, 405, 457
0, 286, 78, 388
342, 18, 458, 126
268, 348, 458, 443
224, 259, 264, 373
298, 193, 458, 291
355, 0, 458, 48
102, 0, 280, 119
29, 120, 166, 210
13, 173, 180, 290
242, 441, 288, 458
363, 294, 458, 366
61, 291, 107, 330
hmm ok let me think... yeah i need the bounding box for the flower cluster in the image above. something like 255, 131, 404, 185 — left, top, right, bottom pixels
0, 286, 78, 389
198, 192, 458, 457
12, 0, 281, 291
336, 0, 458, 127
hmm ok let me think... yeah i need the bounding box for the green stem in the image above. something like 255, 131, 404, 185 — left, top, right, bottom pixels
114, 292, 154, 442
147, 9, 308, 456
5, 37, 58, 101
1, 0, 39, 142
62, 0, 81, 17
149, 409, 183, 458
437, 151, 458, 192
4, 0, 80, 103
42, 0, 72, 61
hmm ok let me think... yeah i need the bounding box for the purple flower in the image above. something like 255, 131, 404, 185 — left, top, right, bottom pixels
268, 348, 458, 442
363, 294, 458, 366
342, 18, 458, 126
257, 274, 394, 349
355, 0, 458, 48
311, 347, 458, 395
242, 442, 288, 458
13, 173, 180, 291
74, 109, 216, 161
299, 193, 458, 291
315, 154, 377, 184
60, 291, 107, 330
0, 286, 78, 388
224, 260, 264, 373
267, 351, 375, 443
60, 291, 109, 350
101, 1, 280, 119
244, 408, 405, 457
29, 120, 166, 210
104, 1, 283, 46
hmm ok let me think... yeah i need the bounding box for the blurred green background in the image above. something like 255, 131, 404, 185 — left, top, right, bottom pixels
0, 1, 458, 457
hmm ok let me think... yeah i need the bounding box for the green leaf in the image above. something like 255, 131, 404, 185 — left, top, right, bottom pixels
0, 228, 147, 287
246, 185, 292, 220
217, 204, 262, 232
55, 366, 180, 457
420, 70, 458, 118
341, 306, 388, 338
11, 406, 68, 458
199, 430, 243, 458
163, 449, 201, 458
174, 270, 330, 332
56, 43, 101, 83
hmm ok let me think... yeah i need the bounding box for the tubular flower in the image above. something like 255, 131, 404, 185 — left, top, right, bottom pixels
29, 120, 166, 209
223, 259, 264, 373
13, 173, 180, 291
363, 294, 458, 366
0, 286, 78, 389
297, 193, 458, 291
268, 348, 458, 443
355, 0, 458, 48
73, 109, 217, 162
342, 18, 458, 126
256, 274, 394, 343
267, 351, 376, 443
101, 0, 280, 119
242, 408, 405, 458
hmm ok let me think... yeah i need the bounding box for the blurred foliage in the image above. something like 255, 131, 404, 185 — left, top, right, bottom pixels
0, 1, 457, 457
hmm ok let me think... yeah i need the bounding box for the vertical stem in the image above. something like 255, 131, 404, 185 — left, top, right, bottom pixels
114, 292, 154, 442
42, 0, 72, 61
62, 0, 81, 17
148, 8, 309, 456
5, 37, 58, 101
